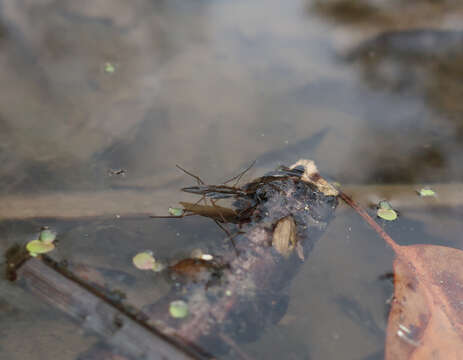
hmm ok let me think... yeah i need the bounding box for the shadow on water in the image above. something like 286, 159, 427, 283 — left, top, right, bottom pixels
1, 0, 463, 359
304, 0, 463, 184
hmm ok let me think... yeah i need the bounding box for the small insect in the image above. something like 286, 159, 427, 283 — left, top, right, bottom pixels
107, 168, 127, 177
153, 163, 304, 220
180, 164, 304, 200
151, 162, 305, 253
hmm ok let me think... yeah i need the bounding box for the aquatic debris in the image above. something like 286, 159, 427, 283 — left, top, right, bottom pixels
107, 168, 127, 177
169, 300, 189, 319
145, 159, 338, 352
272, 216, 297, 258
168, 207, 184, 216
168, 258, 221, 283
15, 258, 198, 360
190, 249, 203, 259
417, 188, 436, 197
339, 191, 463, 359
377, 200, 397, 221
200, 254, 213, 261
132, 251, 164, 272
26, 240, 55, 257
39, 228, 56, 244
104, 62, 116, 74
290, 159, 339, 196
191, 249, 213, 261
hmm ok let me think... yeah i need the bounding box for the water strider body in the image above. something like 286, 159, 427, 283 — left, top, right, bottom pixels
181, 165, 305, 200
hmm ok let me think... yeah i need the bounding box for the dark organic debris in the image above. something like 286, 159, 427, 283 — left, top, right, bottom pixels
15, 256, 205, 360
144, 160, 338, 354
10, 159, 338, 359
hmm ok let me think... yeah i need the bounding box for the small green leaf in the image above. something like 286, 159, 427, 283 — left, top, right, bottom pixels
418, 188, 435, 197
39, 229, 56, 244
378, 200, 393, 210
377, 208, 397, 221
169, 300, 189, 319
26, 240, 55, 256
132, 251, 156, 270
168, 207, 183, 216
104, 62, 116, 73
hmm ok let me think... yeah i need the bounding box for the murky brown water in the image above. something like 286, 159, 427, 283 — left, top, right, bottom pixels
1, 0, 463, 359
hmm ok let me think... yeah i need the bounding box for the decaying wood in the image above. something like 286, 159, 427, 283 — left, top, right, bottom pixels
143, 160, 338, 354
15, 256, 206, 360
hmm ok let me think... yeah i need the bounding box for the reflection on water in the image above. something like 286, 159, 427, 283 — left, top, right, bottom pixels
1, 0, 463, 359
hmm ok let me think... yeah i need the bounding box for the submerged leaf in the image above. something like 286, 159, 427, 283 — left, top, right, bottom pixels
132, 251, 156, 270
39, 229, 56, 244
169, 258, 219, 283
169, 300, 189, 319
26, 240, 55, 257
386, 245, 463, 359
339, 191, 463, 360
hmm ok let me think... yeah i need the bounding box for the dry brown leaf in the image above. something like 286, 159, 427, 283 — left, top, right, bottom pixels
386, 245, 463, 360
179, 201, 239, 222
340, 192, 463, 360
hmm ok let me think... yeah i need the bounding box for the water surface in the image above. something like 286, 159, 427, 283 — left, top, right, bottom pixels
1, 0, 463, 359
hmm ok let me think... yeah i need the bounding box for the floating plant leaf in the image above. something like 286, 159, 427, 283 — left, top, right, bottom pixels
26, 240, 55, 257
104, 62, 115, 73
377, 201, 397, 221
168, 207, 183, 216
378, 200, 392, 210
418, 188, 436, 197
39, 229, 56, 244
169, 300, 189, 319
377, 208, 397, 221
132, 251, 156, 270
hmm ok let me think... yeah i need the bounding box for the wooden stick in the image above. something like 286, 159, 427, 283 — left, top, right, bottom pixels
16, 256, 208, 360
339, 191, 401, 253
